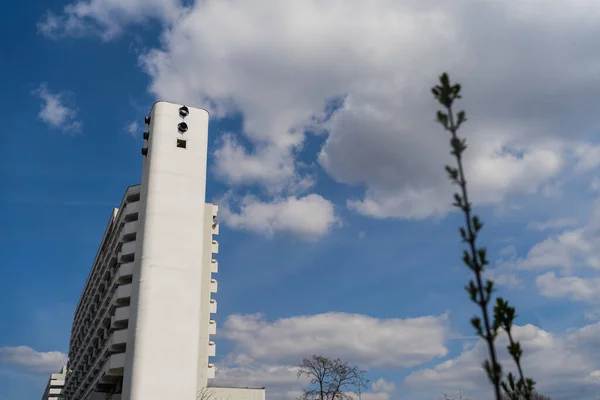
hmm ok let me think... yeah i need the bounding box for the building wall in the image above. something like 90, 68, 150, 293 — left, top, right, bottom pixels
62, 186, 141, 399
208, 387, 266, 400
41, 365, 67, 400
122, 102, 210, 400
197, 203, 219, 389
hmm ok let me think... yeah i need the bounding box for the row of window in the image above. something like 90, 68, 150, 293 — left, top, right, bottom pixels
64, 192, 139, 399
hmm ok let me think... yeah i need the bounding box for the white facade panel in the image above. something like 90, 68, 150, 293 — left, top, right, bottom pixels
122, 102, 210, 400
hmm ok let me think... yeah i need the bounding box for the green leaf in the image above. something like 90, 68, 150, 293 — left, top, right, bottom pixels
436, 111, 449, 128
471, 316, 483, 336
453, 193, 463, 208
462, 250, 473, 269
472, 215, 483, 232
440, 73, 450, 86
445, 165, 459, 182
465, 280, 478, 302
477, 248, 488, 266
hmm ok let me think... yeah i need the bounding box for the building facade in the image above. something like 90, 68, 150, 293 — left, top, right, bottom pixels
41, 365, 67, 400
48, 102, 264, 400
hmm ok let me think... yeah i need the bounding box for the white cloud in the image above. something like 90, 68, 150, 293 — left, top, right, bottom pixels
0, 346, 67, 373
221, 312, 449, 369
126, 120, 139, 137
138, 0, 600, 219
405, 323, 600, 400
536, 272, 600, 303
369, 378, 397, 400
212, 133, 309, 193
213, 313, 440, 400
33, 84, 82, 133
219, 194, 337, 238
574, 144, 600, 173
590, 177, 600, 193
40, 0, 600, 219
526, 218, 579, 231
496, 208, 600, 274
489, 201, 600, 318
38, 0, 184, 40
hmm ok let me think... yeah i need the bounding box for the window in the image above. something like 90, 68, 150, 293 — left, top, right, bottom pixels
177, 139, 187, 149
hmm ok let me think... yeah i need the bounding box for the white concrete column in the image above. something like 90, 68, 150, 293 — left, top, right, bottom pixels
123, 102, 210, 400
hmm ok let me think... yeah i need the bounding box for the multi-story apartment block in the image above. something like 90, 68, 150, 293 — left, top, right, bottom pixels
45, 102, 264, 400
41, 365, 67, 400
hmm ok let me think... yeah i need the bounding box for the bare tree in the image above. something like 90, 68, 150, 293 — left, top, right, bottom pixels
297, 355, 368, 400
197, 382, 231, 400
439, 391, 471, 400
197, 386, 217, 400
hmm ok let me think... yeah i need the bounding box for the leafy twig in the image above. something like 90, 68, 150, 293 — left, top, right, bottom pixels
432, 72, 536, 400
432, 73, 502, 399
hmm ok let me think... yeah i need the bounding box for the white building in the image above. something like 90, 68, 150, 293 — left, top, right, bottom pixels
41, 365, 67, 400
51, 102, 265, 400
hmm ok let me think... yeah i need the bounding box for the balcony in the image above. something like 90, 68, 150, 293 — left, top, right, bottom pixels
212, 221, 219, 235
209, 299, 217, 314
117, 262, 134, 284
112, 306, 130, 328
122, 201, 139, 222
122, 220, 138, 242
210, 259, 218, 273
118, 242, 135, 263
207, 364, 215, 379
126, 186, 141, 202
210, 279, 218, 294
208, 320, 217, 335
110, 329, 128, 349
113, 284, 132, 306
211, 240, 219, 254
105, 353, 126, 375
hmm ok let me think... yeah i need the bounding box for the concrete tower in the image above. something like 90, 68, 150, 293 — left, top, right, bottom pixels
122, 102, 210, 400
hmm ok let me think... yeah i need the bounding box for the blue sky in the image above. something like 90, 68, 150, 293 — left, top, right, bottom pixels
2, 1, 600, 399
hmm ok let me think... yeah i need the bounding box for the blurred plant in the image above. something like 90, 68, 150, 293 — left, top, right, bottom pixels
432, 73, 535, 400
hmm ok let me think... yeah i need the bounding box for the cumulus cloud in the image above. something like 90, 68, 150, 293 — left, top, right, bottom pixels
213, 313, 439, 399
219, 194, 337, 238
212, 133, 311, 192
536, 272, 600, 303
495, 200, 600, 275
365, 379, 397, 400
38, 0, 184, 40
405, 323, 600, 400
40, 0, 600, 220
33, 84, 81, 133
526, 218, 579, 231
137, 0, 600, 219
221, 312, 449, 369
0, 346, 67, 373
488, 200, 600, 318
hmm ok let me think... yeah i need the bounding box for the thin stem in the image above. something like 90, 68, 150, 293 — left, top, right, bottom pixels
447, 105, 502, 400
506, 329, 529, 400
